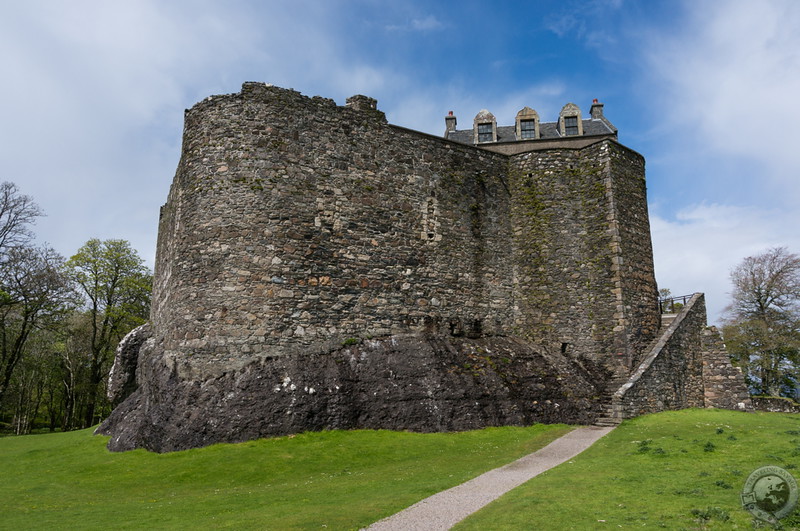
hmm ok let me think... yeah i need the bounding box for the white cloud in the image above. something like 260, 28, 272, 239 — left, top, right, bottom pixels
0, 0, 394, 264
651, 202, 800, 324
386, 13, 444, 32
0, 0, 269, 263
635, 0, 800, 326
645, 0, 800, 207
412, 15, 443, 31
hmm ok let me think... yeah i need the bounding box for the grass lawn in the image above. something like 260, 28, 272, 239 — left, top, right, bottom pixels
0, 423, 572, 530
457, 408, 800, 530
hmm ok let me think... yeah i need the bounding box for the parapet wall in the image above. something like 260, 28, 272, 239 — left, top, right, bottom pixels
615, 293, 707, 416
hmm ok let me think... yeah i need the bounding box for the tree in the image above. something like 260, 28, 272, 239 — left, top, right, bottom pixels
723, 247, 800, 397
0, 245, 73, 409
0, 181, 43, 260
6, 328, 60, 434
66, 239, 151, 426
0, 182, 75, 429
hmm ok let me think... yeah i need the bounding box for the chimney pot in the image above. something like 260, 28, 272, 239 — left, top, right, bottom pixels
590, 99, 604, 119
444, 111, 457, 136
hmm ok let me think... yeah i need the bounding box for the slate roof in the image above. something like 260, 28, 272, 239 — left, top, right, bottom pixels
446, 116, 617, 145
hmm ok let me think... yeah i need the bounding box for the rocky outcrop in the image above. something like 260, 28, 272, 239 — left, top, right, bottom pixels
106, 323, 152, 407
97, 334, 605, 452
752, 397, 800, 413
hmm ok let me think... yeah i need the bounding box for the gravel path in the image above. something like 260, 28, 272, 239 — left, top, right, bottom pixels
364, 425, 614, 531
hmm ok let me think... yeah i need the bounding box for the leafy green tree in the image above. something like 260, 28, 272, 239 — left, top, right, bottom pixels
5, 328, 62, 434
723, 247, 800, 397
66, 239, 151, 427
0, 245, 73, 410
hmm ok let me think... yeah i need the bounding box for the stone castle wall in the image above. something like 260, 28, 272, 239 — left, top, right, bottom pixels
751, 397, 800, 413
508, 143, 659, 374
155, 83, 518, 377
701, 326, 752, 410
153, 83, 657, 378
97, 82, 735, 452
616, 294, 707, 417
605, 145, 661, 369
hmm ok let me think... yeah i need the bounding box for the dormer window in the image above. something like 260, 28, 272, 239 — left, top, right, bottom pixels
558, 103, 583, 137
515, 107, 539, 141
520, 120, 536, 139
477, 123, 493, 143
564, 116, 579, 136
473, 109, 497, 143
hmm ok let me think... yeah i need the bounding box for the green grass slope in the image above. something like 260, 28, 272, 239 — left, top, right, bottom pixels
0, 423, 571, 530
457, 409, 800, 530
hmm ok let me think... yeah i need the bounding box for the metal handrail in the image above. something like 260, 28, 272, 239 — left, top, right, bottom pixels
658, 294, 693, 314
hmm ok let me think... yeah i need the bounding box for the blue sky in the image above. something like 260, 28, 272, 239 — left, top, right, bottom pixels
3, 0, 800, 324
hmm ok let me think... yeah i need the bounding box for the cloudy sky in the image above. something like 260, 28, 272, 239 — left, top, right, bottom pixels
3, 0, 799, 324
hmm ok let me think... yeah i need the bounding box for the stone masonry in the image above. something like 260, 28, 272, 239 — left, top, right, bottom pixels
98, 83, 750, 452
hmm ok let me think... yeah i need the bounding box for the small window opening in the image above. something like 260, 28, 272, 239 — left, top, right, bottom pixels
477, 123, 493, 143
564, 116, 579, 136
520, 119, 536, 139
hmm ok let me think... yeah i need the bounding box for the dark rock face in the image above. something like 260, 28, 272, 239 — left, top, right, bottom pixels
97, 335, 605, 452
106, 323, 152, 407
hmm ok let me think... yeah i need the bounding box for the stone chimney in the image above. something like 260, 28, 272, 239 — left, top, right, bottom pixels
346, 95, 378, 111
590, 99, 604, 119
445, 111, 457, 135
345, 94, 387, 123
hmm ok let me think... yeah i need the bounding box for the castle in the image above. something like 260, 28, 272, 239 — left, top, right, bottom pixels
98, 83, 751, 452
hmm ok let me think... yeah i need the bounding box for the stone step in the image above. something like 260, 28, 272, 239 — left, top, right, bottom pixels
661, 313, 677, 327
598, 379, 629, 400
594, 417, 622, 427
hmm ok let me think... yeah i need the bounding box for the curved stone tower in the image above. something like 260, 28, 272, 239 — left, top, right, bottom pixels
98, 83, 667, 452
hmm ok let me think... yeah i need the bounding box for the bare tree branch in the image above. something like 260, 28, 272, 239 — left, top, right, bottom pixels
0, 181, 43, 258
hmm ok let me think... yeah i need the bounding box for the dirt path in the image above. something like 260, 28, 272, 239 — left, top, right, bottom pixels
364, 425, 614, 531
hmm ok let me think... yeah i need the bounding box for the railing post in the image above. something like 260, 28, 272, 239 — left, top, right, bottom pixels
658, 293, 695, 314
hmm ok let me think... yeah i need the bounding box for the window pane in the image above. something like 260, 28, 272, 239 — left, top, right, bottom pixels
564, 116, 578, 136
478, 122, 493, 142
520, 120, 535, 139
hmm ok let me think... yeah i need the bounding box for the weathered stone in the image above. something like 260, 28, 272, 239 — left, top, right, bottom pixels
97, 83, 749, 452
701, 326, 752, 411
106, 323, 152, 407
752, 397, 800, 413
610, 295, 752, 419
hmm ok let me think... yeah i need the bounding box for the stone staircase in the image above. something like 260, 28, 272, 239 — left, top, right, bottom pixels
660, 313, 677, 328
594, 373, 629, 426
594, 312, 678, 427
